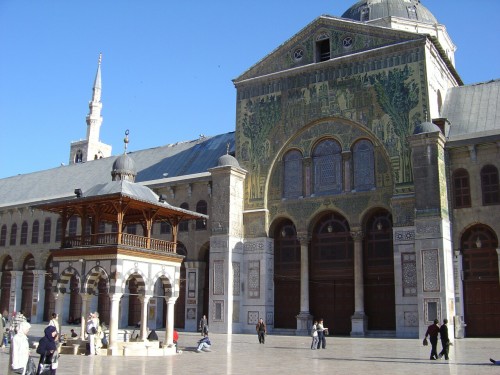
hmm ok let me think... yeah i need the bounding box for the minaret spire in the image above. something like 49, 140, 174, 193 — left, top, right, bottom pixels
86, 53, 103, 143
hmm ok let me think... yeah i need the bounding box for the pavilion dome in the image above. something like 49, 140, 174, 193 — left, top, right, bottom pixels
413, 121, 441, 135
111, 153, 137, 181
342, 0, 438, 24
218, 154, 240, 168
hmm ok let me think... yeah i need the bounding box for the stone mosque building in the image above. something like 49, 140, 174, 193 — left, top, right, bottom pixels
0, 0, 499, 349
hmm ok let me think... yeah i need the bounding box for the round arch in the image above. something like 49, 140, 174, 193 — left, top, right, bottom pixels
0, 256, 13, 315
309, 211, 354, 335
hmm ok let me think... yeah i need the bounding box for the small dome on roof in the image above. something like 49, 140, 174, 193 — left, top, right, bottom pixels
342, 0, 437, 24
413, 121, 441, 135
218, 154, 240, 168
111, 153, 137, 181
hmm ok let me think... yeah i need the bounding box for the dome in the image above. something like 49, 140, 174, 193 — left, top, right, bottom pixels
413, 121, 440, 135
342, 0, 437, 24
111, 153, 137, 181
218, 154, 240, 168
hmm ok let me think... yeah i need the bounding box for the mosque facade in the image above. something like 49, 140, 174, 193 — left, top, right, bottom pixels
0, 0, 499, 342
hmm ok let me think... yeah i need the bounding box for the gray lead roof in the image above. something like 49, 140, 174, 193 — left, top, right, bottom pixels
0, 132, 235, 208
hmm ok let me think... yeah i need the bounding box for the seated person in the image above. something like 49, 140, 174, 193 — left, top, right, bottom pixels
173, 330, 181, 353
196, 333, 211, 352
147, 329, 159, 341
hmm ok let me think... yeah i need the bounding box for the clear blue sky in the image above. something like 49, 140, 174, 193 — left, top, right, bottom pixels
1, 0, 499, 179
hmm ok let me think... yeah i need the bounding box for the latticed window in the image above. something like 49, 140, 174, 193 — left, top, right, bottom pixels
43, 218, 52, 243
68, 216, 78, 236
9, 223, 17, 246
453, 169, 471, 208
179, 203, 189, 232
312, 139, 342, 195
55, 219, 62, 242
481, 165, 499, 205
196, 200, 207, 230
20, 221, 28, 245
353, 139, 375, 191
0, 225, 6, 247
32, 220, 40, 244
283, 150, 303, 199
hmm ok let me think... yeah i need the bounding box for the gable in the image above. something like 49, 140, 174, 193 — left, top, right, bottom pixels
234, 15, 424, 83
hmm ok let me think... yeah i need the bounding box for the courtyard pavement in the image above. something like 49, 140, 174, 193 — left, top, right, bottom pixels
1, 323, 499, 375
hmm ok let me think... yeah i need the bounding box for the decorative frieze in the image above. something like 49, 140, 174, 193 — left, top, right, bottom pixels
394, 230, 415, 242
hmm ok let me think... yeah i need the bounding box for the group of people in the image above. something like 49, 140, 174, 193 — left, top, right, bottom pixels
10, 312, 59, 375
424, 318, 450, 360
85, 311, 107, 355
311, 319, 328, 350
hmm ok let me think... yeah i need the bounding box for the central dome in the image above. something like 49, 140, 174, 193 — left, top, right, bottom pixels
342, 0, 437, 24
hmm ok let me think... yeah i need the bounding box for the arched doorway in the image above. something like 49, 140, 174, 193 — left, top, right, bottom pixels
68, 274, 82, 324
273, 219, 300, 329
461, 225, 500, 337
0, 257, 13, 315
310, 212, 354, 335
127, 276, 142, 327
97, 277, 110, 326
363, 210, 395, 330
21, 255, 35, 319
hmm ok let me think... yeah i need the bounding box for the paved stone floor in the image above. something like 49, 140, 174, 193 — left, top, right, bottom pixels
1, 324, 499, 375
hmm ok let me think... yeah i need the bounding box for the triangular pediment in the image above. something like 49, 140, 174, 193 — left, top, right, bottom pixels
233, 15, 425, 83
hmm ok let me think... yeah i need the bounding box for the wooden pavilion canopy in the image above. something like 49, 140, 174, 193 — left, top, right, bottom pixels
33, 180, 208, 258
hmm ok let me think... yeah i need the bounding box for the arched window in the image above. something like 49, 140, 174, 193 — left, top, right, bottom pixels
196, 200, 207, 230
481, 165, 499, 205
20, 221, 28, 245
0, 225, 6, 247
453, 169, 471, 208
31, 220, 40, 244
312, 139, 342, 195
283, 150, 303, 199
352, 139, 375, 191
55, 218, 62, 242
43, 218, 52, 243
10, 223, 17, 246
179, 203, 189, 232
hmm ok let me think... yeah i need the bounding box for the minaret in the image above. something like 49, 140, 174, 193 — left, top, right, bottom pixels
86, 53, 103, 143
69, 53, 112, 164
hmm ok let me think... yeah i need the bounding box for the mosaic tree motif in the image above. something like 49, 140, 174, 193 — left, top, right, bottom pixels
367, 66, 419, 183
241, 95, 282, 200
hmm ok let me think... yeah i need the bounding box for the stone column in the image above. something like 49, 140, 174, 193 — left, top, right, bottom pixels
342, 151, 352, 192
80, 293, 92, 338
108, 293, 123, 355
9, 271, 23, 314
30, 270, 46, 323
53, 293, 65, 331
296, 234, 313, 335
350, 230, 367, 336
139, 295, 152, 341
497, 249, 500, 287
165, 297, 177, 346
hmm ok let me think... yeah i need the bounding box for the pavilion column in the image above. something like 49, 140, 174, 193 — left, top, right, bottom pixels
53, 292, 65, 333
108, 293, 123, 355
80, 293, 92, 338
350, 230, 367, 336
139, 295, 152, 340
296, 234, 313, 335
60, 210, 69, 248
165, 297, 177, 346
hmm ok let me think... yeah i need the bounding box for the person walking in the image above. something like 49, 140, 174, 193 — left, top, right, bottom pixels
310, 321, 319, 350
256, 318, 267, 344
316, 319, 328, 349
199, 315, 208, 336
196, 333, 212, 352
11, 321, 31, 375
85, 313, 97, 355
438, 318, 450, 360
36, 325, 59, 375
424, 319, 440, 360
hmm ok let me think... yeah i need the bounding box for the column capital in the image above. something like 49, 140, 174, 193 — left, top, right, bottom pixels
109, 293, 123, 302
138, 294, 152, 303
350, 230, 364, 241
296, 233, 311, 245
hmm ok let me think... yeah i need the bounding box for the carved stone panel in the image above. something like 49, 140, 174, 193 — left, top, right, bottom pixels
213, 260, 224, 295
401, 253, 417, 296
422, 249, 440, 292
248, 261, 260, 298
232, 262, 240, 296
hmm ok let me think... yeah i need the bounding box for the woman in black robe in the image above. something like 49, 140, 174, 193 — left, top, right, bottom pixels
36, 325, 58, 375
